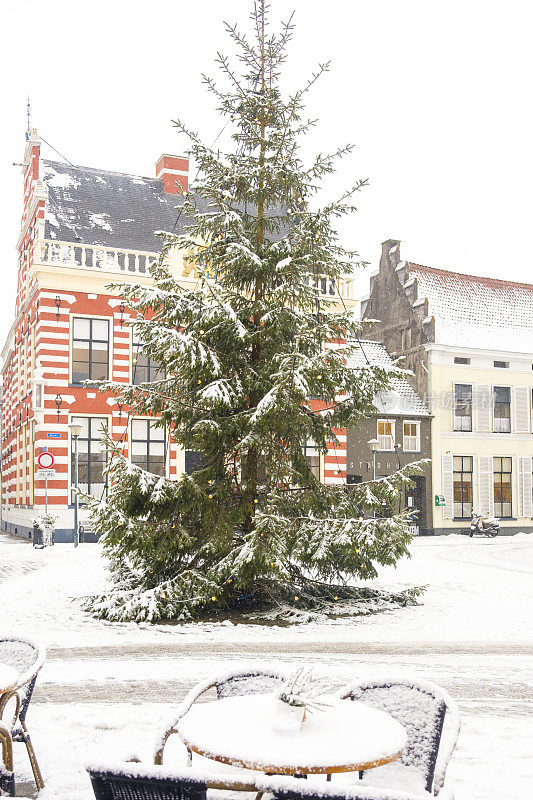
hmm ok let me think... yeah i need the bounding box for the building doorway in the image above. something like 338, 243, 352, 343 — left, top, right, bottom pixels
405, 476, 426, 535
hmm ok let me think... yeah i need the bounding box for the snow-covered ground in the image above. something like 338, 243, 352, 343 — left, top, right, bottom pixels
0, 533, 532, 799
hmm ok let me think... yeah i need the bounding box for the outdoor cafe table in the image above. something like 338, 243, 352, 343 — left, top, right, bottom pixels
177, 693, 407, 777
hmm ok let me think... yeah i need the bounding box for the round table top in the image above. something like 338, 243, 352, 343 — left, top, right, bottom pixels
177, 693, 407, 775
0, 664, 18, 694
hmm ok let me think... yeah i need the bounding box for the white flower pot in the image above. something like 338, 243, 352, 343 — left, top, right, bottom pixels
271, 698, 306, 734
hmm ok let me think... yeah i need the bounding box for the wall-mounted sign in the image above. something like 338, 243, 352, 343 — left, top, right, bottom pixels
435, 494, 446, 507
47, 433, 61, 439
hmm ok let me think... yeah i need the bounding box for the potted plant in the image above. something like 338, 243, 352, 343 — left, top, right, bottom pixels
30, 513, 57, 548
272, 667, 335, 733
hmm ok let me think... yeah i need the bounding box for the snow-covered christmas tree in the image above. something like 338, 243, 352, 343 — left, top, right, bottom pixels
83, 1, 421, 623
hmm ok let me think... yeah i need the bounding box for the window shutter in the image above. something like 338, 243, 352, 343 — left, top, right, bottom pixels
513, 387, 530, 433
518, 456, 533, 518
475, 384, 491, 432
442, 455, 453, 519
478, 455, 494, 516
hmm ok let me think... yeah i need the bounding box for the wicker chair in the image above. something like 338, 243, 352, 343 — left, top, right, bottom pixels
339, 678, 460, 797
256, 774, 455, 800
88, 761, 209, 800
0, 635, 46, 793
154, 666, 286, 780
0, 722, 15, 797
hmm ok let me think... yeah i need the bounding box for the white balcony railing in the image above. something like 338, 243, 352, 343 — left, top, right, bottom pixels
37, 239, 158, 276
35, 238, 357, 300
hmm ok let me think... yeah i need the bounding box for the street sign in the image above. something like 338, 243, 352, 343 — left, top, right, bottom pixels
47, 433, 61, 439
38, 452, 55, 469
37, 469, 55, 479
42, 446, 48, 452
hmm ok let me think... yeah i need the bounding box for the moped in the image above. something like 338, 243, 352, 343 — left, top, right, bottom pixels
468, 511, 499, 537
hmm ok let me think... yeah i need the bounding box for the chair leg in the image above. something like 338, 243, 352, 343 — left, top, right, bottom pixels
0, 723, 15, 797
20, 719, 45, 791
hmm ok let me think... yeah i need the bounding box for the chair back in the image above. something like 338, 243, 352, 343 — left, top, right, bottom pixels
340, 678, 455, 794
88, 762, 207, 800
154, 666, 286, 765
0, 637, 45, 724
215, 669, 284, 699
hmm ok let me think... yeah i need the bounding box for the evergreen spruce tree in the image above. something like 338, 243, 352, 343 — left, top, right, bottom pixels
84, 1, 422, 623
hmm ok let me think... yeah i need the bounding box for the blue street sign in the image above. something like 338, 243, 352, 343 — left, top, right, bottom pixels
42, 447, 48, 452
47, 433, 61, 439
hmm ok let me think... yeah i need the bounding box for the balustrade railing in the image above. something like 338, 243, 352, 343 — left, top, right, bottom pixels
35, 239, 356, 300
37, 239, 158, 276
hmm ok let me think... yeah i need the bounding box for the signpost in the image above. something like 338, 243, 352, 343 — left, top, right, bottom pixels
37, 452, 55, 513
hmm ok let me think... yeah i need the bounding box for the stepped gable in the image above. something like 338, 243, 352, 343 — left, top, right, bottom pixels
347, 339, 429, 416
396, 256, 533, 354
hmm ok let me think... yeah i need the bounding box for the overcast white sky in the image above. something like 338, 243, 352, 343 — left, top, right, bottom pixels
1, 0, 532, 349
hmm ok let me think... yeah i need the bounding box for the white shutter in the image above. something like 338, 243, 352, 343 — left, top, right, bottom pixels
475, 384, 492, 432
513, 387, 530, 433
478, 455, 494, 516
442, 454, 454, 519
518, 456, 533, 518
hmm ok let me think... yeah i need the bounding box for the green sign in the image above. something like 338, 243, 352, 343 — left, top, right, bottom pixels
434, 494, 446, 507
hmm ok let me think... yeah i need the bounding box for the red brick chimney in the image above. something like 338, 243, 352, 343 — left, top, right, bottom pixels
155, 154, 189, 194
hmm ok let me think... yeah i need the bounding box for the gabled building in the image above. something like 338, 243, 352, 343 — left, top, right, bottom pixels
1, 129, 358, 541
362, 240, 533, 534
345, 340, 432, 535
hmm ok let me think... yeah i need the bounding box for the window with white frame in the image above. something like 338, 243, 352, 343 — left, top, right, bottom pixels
303, 441, 320, 479
403, 420, 420, 452
454, 383, 472, 431
493, 386, 511, 433
71, 416, 107, 502
130, 419, 166, 476
493, 456, 512, 517
377, 419, 395, 451
132, 335, 165, 385
72, 318, 109, 384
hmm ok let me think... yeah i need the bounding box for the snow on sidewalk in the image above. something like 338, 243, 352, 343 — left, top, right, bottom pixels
1, 533, 532, 648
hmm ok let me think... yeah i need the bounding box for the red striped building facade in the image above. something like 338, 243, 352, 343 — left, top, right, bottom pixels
1, 130, 357, 541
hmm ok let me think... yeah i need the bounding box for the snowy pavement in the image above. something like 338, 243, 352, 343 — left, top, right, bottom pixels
0, 532, 532, 799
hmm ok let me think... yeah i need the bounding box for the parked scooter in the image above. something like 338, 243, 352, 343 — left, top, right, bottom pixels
469, 511, 500, 537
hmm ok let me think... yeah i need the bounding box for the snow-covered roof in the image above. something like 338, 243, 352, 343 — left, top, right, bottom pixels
347, 340, 429, 417
41, 159, 288, 253
405, 262, 533, 354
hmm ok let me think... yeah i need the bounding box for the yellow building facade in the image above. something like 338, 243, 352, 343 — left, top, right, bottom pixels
362, 239, 533, 535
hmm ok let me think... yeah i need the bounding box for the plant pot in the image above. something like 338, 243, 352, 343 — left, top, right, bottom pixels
271, 698, 306, 734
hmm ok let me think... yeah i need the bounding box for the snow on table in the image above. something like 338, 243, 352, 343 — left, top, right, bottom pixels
177, 693, 407, 774
0, 663, 18, 693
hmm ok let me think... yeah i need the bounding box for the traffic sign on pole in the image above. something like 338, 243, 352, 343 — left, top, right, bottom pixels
38, 452, 55, 469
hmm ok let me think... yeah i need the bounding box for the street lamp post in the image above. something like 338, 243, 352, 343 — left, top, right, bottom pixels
68, 422, 82, 548
367, 438, 379, 518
